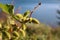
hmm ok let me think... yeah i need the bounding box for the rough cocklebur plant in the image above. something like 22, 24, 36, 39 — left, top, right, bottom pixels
0, 2, 41, 40
15, 10, 40, 36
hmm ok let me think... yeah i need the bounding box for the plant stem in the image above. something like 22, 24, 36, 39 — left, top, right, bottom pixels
30, 2, 41, 17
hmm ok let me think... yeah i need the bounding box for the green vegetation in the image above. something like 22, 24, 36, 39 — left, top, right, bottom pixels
0, 3, 40, 40
57, 10, 60, 26
0, 3, 60, 40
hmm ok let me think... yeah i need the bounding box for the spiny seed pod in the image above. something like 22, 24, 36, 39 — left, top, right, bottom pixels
32, 18, 40, 24
23, 17, 26, 22
10, 19, 15, 25
0, 23, 2, 28
4, 25, 10, 31
15, 13, 23, 19
29, 18, 40, 24
20, 29, 26, 37
22, 24, 26, 30
4, 31, 11, 39
13, 31, 19, 37
24, 18, 29, 23
29, 17, 32, 22
12, 31, 19, 40
0, 32, 2, 40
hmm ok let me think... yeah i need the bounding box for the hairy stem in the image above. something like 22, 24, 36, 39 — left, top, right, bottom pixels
30, 2, 41, 17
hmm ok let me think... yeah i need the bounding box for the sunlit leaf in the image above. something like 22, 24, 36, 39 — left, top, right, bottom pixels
0, 3, 14, 15
23, 10, 30, 17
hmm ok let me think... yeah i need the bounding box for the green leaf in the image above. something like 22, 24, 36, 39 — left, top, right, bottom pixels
23, 10, 30, 17
30, 18, 40, 24
0, 3, 14, 15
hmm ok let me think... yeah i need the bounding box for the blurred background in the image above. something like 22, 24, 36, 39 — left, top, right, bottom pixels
0, 0, 60, 27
